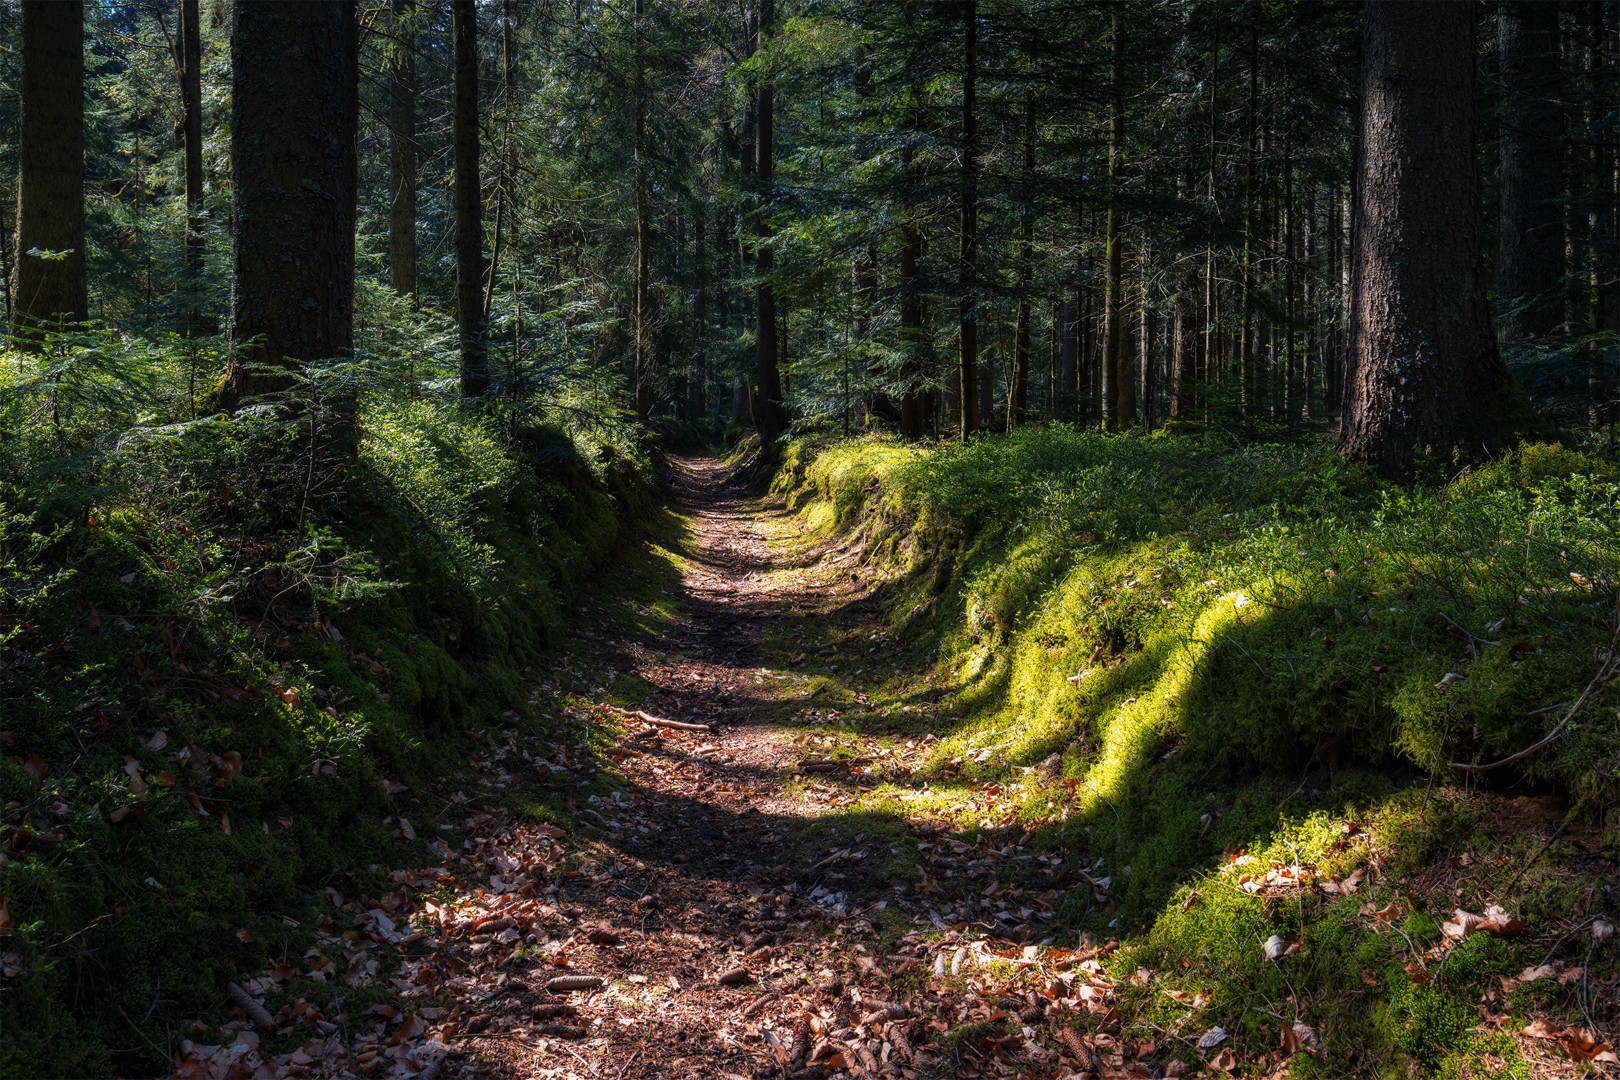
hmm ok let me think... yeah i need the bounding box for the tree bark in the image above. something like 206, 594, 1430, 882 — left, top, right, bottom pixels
1498, 1, 1565, 342
957, 0, 979, 439
389, 0, 417, 304
1340, 2, 1540, 479
453, 0, 487, 399
11, 0, 86, 342
222, 2, 357, 402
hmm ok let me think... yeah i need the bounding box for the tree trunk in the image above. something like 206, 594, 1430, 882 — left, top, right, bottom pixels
958, 0, 979, 439
898, 147, 924, 441
1012, 95, 1033, 428
1102, 11, 1127, 428
754, 0, 785, 447
222, 2, 357, 403
453, 0, 487, 398
1340, 2, 1541, 479
633, 0, 654, 416
1498, 1, 1565, 342
11, 0, 86, 342
389, 0, 417, 304
180, 0, 205, 333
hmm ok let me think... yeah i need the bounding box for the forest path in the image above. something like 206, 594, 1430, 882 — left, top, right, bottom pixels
180, 455, 1092, 1080
446, 455, 1085, 1080
456, 453, 947, 1080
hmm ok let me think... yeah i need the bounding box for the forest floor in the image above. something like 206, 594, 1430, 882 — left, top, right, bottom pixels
170, 453, 1618, 1080
433, 453, 1100, 1080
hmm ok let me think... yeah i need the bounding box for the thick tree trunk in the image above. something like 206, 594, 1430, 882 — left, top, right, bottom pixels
1340, 2, 1540, 479
453, 0, 487, 398
389, 0, 417, 304
222, 2, 357, 403
11, 0, 86, 342
1498, 1, 1565, 342
957, 0, 979, 439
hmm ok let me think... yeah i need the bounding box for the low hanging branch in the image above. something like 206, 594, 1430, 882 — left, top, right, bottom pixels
1451, 629, 1620, 773
598, 702, 717, 734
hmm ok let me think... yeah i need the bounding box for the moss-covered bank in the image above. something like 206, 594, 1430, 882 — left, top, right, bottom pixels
0, 394, 647, 1077
772, 427, 1620, 1075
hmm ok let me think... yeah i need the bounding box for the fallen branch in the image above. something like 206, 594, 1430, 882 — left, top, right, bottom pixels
798, 757, 873, 773
226, 981, 276, 1034
1451, 639, 1619, 773
599, 703, 716, 733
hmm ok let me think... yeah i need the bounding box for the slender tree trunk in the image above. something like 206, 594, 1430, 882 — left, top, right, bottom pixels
1102, 11, 1127, 428
180, 0, 205, 333
1239, 19, 1258, 425
11, 0, 86, 343
754, 0, 784, 446
958, 0, 979, 439
1202, 11, 1219, 422
1141, 291, 1157, 430
389, 0, 417, 304
453, 0, 487, 398
222, 1, 357, 409
1012, 95, 1034, 428
634, 0, 654, 416
1498, 1, 1566, 341
898, 118, 924, 439
1341, 2, 1542, 479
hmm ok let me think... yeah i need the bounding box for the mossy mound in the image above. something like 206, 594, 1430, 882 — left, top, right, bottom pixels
0, 393, 644, 1077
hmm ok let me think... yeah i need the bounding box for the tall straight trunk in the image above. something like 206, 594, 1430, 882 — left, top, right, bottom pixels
1102, 11, 1127, 428
1341, 2, 1541, 479
1498, 1, 1565, 341
1302, 180, 1316, 417
388, 0, 417, 303
222, 2, 357, 405
1238, 19, 1258, 423
1202, 11, 1219, 420
633, 0, 654, 416
483, 0, 516, 324
1012, 96, 1034, 428
180, 0, 205, 332
957, 0, 979, 439
694, 197, 708, 419
1141, 292, 1157, 429
898, 210, 924, 438
11, 0, 86, 341
1060, 296, 1078, 410
453, 0, 487, 398
754, 0, 784, 445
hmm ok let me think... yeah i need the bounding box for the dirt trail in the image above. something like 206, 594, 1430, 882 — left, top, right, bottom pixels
440, 455, 1073, 1080
178, 454, 1099, 1080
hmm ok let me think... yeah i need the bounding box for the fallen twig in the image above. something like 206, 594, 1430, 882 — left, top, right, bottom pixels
600, 703, 716, 733
1451, 638, 1619, 772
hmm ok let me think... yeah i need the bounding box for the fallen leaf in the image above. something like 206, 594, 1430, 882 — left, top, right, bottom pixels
1196, 1026, 1227, 1050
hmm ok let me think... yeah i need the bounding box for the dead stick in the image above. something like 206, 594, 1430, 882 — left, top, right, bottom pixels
600, 703, 715, 733
1451, 643, 1619, 772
